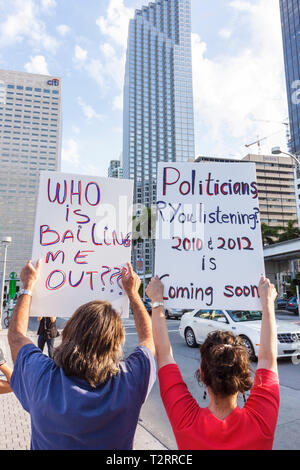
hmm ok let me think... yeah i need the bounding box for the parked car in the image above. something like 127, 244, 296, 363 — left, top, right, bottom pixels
179, 309, 300, 360
276, 297, 288, 310
286, 297, 299, 315
165, 308, 185, 320
143, 298, 152, 315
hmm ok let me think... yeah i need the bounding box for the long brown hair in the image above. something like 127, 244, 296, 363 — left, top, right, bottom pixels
197, 330, 253, 398
53, 301, 124, 388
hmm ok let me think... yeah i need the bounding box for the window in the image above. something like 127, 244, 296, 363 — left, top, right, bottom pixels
194, 310, 211, 319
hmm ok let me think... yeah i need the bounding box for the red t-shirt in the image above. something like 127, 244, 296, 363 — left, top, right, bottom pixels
158, 364, 280, 450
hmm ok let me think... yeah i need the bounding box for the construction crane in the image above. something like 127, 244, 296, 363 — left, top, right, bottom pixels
245, 118, 290, 153
245, 129, 286, 153
251, 118, 289, 127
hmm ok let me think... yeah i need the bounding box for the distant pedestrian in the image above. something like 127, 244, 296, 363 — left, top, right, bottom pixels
37, 317, 58, 359
147, 275, 280, 450
8, 260, 155, 450
0, 347, 12, 394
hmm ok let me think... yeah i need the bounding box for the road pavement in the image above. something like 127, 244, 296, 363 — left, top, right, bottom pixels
124, 314, 300, 451
0, 311, 299, 450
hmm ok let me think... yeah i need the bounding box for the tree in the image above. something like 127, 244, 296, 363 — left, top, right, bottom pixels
261, 223, 281, 246
277, 220, 300, 243
132, 206, 156, 245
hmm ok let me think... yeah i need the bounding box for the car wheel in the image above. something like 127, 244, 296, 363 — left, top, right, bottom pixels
240, 335, 256, 361
185, 327, 198, 348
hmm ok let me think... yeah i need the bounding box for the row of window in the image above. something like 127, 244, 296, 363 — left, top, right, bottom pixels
0, 84, 60, 95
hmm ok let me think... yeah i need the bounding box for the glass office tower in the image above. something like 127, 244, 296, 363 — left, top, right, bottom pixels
123, 0, 195, 274
0, 69, 62, 277
280, 0, 300, 155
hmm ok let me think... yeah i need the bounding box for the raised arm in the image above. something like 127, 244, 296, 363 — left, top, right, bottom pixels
8, 260, 41, 363
146, 276, 176, 370
121, 263, 155, 357
257, 276, 278, 375
0, 348, 12, 394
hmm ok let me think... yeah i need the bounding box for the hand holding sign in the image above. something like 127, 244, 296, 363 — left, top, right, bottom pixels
146, 277, 164, 303
20, 259, 42, 291
155, 162, 265, 311
30, 172, 134, 318
121, 263, 141, 299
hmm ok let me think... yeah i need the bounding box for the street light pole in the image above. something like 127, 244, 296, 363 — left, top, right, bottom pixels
272, 147, 300, 318
0, 237, 12, 330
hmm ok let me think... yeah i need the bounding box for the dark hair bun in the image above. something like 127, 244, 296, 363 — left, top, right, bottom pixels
198, 331, 253, 398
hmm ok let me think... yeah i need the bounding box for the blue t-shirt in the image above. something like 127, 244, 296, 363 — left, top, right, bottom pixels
11, 343, 156, 450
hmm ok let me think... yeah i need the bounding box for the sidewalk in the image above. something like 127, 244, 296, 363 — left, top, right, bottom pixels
0, 327, 167, 451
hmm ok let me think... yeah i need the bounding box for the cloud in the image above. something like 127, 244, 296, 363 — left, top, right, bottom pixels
219, 29, 232, 39
73, 45, 88, 63
56, 24, 71, 36
96, 0, 133, 47
62, 139, 80, 168
79, 0, 133, 107
0, 0, 59, 53
77, 96, 104, 121
41, 0, 56, 11
72, 125, 80, 134
24, 55, 49, 75
85, 59, 106, 89
192, 0, 288, 157
113, 93, 123, 111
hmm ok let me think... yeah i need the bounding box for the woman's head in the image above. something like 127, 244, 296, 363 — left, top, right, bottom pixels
53, 300, 124, 388
197, 330, 253, 398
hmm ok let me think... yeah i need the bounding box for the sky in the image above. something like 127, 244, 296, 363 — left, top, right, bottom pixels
0, 0, 290, 177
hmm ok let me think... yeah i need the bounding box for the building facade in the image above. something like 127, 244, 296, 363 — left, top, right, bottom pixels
280, 0, 300, 155
108, 159, 123, 178
123, 0, 195, 273
243, 154, 298, 228
0, 69, 62, 277
196, 154, 298, 228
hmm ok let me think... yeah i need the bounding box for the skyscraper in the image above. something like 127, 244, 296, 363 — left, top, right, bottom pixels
108, 157, 123, 178
0, 69, 62, 276
123, 0, 195, 273
280, 0, 300, 155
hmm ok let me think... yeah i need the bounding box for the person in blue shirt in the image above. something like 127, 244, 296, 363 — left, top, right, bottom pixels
7, 260, 156, 450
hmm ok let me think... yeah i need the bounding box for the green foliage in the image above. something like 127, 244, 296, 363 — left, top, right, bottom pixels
261, 220, 300, 246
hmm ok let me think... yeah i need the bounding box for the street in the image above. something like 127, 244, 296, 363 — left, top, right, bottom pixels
123, 315, 300, 451
1, 313, 299, 451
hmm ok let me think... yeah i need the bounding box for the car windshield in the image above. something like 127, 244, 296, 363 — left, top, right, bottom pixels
226, 310, 262, 322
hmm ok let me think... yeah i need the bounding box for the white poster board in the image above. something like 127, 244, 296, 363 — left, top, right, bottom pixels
30, 171, 133, 318
155, 162, 265, 311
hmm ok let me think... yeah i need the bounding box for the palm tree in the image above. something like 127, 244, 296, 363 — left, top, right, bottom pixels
277, 220, 300, 243
132, 206, 155, 245
261, 223, 281, 246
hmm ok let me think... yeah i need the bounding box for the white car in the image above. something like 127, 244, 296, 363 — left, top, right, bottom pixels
179, 309, 300, 360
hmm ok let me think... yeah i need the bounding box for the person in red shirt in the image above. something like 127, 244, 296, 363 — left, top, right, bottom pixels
146, 275, 280, 450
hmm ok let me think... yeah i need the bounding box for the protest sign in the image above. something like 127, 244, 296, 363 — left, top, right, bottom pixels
30, 171, 133, 318
155, 162, 265, 310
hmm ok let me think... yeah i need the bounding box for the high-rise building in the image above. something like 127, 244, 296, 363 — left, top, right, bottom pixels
280, 0, 300, 155
196, 154, 298, 228
123, 0, 195, 273
243, 154, 298, 228
108, 159, 123, 178
0, 69, 62, 276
